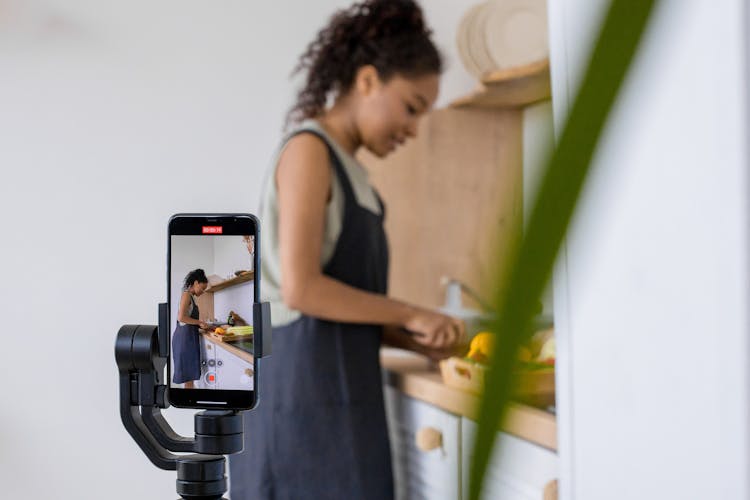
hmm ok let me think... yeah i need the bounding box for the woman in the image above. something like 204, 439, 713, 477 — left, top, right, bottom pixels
230, 1, 465, 498
172, 268, 209, 389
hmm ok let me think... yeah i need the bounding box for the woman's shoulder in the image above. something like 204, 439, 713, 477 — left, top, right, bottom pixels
287, 121, 381, 214
281, 121, 332, 156
258, 123, 332, 214
277, 122, 334, 178
277, 131, 331, 179
283, 129, 330, 156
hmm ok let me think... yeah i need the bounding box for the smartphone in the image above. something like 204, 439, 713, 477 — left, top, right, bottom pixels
167, 214, 259, 410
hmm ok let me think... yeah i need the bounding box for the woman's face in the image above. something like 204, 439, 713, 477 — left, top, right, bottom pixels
192, 281, 208, 296
355, 69, 439, 158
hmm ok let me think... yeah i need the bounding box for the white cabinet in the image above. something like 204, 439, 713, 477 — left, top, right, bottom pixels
461, 418, 557, 500
384, 386, 462, 500
384, 383, 557, 500
214, 345, 254, 390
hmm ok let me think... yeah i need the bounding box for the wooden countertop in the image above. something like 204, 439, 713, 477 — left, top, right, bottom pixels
381, 349, 557, 451
201, 332, 254, 364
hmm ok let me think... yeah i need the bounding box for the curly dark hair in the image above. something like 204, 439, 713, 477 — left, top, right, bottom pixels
287, 0, 442, 127
183, 269, 208, 291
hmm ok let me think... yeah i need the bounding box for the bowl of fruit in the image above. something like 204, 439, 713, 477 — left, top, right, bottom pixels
439, 328, 556, 406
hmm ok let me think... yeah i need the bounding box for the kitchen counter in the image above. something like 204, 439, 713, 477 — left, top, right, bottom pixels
201, 332, 254, 364
380, 349, 557, 451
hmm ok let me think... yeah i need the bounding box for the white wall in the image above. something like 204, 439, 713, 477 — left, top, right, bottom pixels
213, 235, 252, 279
523, 100, 555, 316
0, 1, 479, 498
549, 0, 749, 499
214, 281, 254, 328
212, 236, 254, 325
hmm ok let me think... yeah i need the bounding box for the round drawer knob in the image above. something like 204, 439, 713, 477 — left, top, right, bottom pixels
415, 427, 442, 452
543, 479, 558, 500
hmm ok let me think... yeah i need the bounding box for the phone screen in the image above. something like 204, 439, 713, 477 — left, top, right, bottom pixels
167, 214, 259, 410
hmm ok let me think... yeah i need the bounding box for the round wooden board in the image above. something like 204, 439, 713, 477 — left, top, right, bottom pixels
456, 2, 487, 78
484, 0, 549, 70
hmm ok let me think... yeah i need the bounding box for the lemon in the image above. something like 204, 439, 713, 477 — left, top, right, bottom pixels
468, 331, 495, 359
467, 332, 533, 364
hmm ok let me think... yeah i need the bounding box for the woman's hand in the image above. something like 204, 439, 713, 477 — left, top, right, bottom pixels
403, 308, 466, 350
198, 321, 208, 330
382, 323, 466, 362
419, 344, 464, 362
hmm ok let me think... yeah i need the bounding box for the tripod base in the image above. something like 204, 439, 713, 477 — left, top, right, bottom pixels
116, 321, 252, 500
176, 454, 227, 500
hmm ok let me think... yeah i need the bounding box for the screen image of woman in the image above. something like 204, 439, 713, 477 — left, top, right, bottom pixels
172, 268, 209, 389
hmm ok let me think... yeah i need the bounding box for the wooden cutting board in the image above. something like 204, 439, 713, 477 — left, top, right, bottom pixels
208, 331, 253, 343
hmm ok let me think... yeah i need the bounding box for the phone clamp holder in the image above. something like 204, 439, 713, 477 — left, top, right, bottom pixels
115, 302, 271, 499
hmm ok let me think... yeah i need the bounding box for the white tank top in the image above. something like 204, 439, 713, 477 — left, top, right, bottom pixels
258, 120, 382, 327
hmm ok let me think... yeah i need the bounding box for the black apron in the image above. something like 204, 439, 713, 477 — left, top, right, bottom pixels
230, 130, 393, 500
172, 293, 201, 384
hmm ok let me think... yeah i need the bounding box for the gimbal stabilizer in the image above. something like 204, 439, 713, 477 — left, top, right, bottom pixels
115, 302, 271, 500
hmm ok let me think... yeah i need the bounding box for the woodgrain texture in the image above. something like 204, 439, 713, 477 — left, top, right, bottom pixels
358, 107, 523, 310
195, 292, 214, 322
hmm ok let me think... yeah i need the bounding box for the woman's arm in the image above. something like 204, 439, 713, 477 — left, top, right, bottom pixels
276, 134, 463, 349
177, 291, 205, 327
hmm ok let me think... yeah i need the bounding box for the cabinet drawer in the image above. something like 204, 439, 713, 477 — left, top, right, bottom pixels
196, 337, 216, 389
462, 417, 558, 500
385, 386, 461, 500
215, 347, 254, 391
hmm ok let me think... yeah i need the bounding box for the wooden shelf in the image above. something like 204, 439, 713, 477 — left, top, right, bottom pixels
451, 58, 551, 109
206, 271, 254, 293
